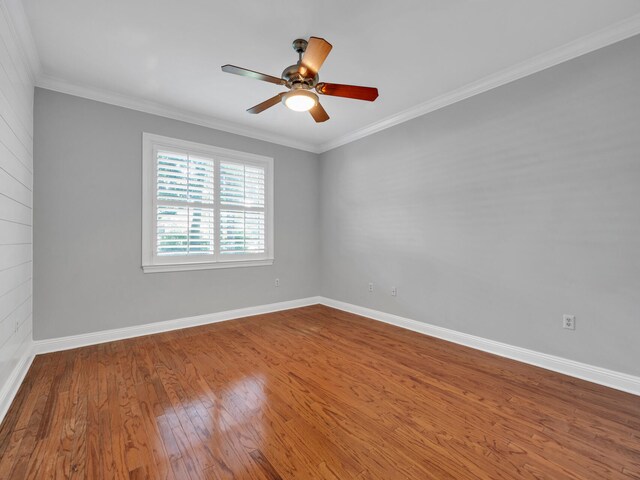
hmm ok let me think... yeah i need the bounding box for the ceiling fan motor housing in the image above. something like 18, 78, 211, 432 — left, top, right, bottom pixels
281, 63, 318, 89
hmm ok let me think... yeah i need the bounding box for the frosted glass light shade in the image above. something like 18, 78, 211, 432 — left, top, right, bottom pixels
283, 90, 318, 112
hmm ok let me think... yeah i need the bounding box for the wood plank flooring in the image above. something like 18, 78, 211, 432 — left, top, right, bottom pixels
0, 305, 639, 479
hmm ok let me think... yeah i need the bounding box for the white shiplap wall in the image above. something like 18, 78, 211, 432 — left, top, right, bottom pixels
0, 0, 34, 401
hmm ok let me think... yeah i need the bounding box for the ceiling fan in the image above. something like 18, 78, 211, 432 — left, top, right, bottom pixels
221, 37, 379, 123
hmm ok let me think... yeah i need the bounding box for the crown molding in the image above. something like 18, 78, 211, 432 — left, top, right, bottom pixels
318, 13, 640, 153
35, 74, 322, 154
0, 0, 41, 81
27, 11, 640, 155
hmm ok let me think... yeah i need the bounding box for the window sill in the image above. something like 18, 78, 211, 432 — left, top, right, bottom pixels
142, 258, 274, 273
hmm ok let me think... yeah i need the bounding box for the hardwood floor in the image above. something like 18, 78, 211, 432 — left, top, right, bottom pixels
0, 305, 638, 479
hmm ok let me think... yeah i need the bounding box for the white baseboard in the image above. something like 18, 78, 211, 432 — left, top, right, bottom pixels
0, 342, 35, 425
19, 295, 639, 401
318, 297, 640, 396
34, 296, 322, 354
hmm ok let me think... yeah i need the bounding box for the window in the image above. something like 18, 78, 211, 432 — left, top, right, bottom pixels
142, 133, 274, 273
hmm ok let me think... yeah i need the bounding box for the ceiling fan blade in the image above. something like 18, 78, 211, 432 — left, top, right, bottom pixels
221, 64, 285, 85
316, 82, 379, 101
309, 102, 329, 123
247, 93, 285, 114
299, 37, 332, 77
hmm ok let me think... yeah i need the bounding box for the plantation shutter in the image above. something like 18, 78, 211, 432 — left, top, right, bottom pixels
156, 151, 215, 256
143, 133, 273, 272
153, 150, 267, 258
219, 162, 266, 255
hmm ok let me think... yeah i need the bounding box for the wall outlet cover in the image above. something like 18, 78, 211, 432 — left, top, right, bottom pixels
563, 314, 576, 330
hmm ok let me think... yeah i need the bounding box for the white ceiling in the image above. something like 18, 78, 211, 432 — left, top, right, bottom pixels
22, 0, 640, 151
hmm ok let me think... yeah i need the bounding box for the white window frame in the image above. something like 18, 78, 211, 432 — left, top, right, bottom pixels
142, 133, 274, 273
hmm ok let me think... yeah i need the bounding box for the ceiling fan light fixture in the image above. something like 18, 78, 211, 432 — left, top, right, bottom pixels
222, 36, 378, 122
283, 89, 318, 112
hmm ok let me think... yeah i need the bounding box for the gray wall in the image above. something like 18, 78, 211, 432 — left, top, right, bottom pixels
34, 89, 320, 340
0, 6, 33, 392
320, 35, 640, 376
34, 36, 640, 378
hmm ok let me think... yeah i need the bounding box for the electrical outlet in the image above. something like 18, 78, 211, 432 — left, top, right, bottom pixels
391, 286, 397, 297
368, 282, 374, 293
275, 278, 280, 287
563, 315, 576, 330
